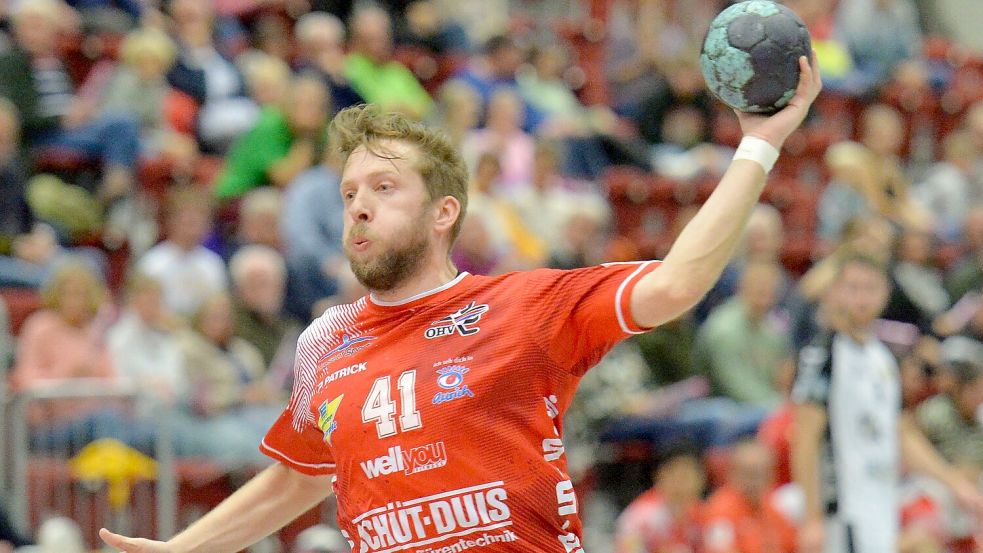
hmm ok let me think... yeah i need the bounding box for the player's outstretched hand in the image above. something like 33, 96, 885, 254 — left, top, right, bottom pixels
735, 50, 823, 149
100, 528, 173, 553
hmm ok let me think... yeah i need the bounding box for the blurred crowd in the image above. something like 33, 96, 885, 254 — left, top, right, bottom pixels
0, 0, 983, 551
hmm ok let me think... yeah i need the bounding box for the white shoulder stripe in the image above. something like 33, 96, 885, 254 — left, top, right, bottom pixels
288, 297, 367, 431
614, 261, 656, 335
260, 439, 337, 470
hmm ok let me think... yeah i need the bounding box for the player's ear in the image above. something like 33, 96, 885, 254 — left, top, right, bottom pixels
432, 195, 461, 235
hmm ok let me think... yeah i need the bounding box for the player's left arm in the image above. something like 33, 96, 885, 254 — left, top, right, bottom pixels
899, 413, 983, 515
629, 53, 822, 329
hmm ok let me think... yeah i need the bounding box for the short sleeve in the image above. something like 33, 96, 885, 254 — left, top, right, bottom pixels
259, 332, 336, 476
790, 333, 835, 408
526, 262, 660, 375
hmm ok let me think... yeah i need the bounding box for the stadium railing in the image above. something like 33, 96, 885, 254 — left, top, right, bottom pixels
8, 379, 177, 544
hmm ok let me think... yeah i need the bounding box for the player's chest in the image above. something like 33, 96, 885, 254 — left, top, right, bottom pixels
305, 305, 535, 454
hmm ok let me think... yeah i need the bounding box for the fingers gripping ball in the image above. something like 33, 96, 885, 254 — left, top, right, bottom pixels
700, 0, 812, 113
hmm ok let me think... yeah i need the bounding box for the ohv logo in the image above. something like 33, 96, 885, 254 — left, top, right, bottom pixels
425, 302, 489, 339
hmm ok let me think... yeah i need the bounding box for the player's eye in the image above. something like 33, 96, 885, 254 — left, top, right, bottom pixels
343, 191, 356, 202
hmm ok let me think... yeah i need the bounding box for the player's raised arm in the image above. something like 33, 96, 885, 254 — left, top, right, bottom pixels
629, 53, 822, 329
100, 463, 334, 553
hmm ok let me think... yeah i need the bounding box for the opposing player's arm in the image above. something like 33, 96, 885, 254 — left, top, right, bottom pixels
100, 463, 334, 553
791, 402, 827, 524
629, 53, 822, 329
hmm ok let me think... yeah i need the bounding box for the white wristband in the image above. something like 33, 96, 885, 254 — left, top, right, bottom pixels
733, 136, 780, 173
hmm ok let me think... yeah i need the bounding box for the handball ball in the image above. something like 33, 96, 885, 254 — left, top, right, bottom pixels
700, 0, 812, 113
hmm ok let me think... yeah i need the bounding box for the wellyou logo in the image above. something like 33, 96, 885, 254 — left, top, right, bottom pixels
360, 441, 448, 479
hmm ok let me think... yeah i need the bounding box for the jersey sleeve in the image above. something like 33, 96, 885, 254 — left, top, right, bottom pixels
790, 332, 835, 408
259, 331, 336, 476
525, 262, 660, 375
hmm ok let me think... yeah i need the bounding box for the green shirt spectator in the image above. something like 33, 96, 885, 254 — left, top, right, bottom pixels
344, 53, 433, 119
695, 262, 791, 408
215, 76, 329, 199
344, 6, 432, 120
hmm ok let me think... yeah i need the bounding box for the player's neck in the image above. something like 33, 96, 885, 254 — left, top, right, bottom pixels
369, 257, 460, 305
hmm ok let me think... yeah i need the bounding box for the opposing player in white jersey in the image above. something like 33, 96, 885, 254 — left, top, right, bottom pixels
791, 253, 983, 553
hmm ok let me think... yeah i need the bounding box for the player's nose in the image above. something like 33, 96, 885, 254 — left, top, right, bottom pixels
346, 189, 374, 223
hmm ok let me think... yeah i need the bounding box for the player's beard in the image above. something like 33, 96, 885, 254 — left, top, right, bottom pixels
346, 217, 430, 292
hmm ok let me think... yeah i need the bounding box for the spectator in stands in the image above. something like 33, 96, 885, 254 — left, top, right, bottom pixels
461, 88, 534, 191
519, 43, 650, 179
946, 207, 983, 302
451, 212, 503, 276
107, 271, 186, 410
466, 152, 546, 269
784, 0, 857, 94
229, 245, 300, 377
703, 440, 797, 553
455, 34, 544, 131
178, 292, 281, 468
344, 6, 432, 119
280, 143, 346, 321
214, 74, 329, 199
633, 309, 700, 386
0, 99, 31, 251
698, 204, 792, 323
396, 0, 469, 56
818, 139, 924, 247
99, 27, 199, 172
614, 442, 705, 553
510, 141, 595, 260
696, 261, 792, 410
10, 261, 112, 391
549, 201, 612, 270
635, 57, 714, 149
836, 0, 923, 94
239, 52, 292, 108
913, 130, 979, 242
229, 187, 282, 257
916, 336, 983, 468
883, 226, 951, 331
0, 0, 140, 204
293, 12, 364, 114
137, 185, 227, 319
430, 78, 481, 148
166, 0, 257, 153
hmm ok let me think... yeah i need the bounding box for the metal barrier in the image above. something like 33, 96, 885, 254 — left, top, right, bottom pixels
9, 379, 176, 545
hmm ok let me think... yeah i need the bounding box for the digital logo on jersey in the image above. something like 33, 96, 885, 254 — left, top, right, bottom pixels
425, 302, 489, 339
359, 441, 448, 479
319, 334, 376, 364
433, 365, 475, 405
349, 481, 513, 553
317, 395, 344, 445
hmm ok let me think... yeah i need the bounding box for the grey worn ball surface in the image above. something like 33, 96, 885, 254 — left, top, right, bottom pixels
700, 0, 812, 113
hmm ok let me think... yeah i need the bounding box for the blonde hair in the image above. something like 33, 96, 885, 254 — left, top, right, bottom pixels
120, 28, 177, 68
42, 261, 106, 315
240, 53, 292, 101
330, 104, 469, 243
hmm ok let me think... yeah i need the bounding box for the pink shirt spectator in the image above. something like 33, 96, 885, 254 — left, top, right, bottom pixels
462, 128, 534, 192
11, 310, 114, 391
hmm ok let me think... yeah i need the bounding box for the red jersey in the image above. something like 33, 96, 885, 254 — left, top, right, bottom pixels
702, 486, 797, 553
261, 263, 659, 552
614, 489, 703, 553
